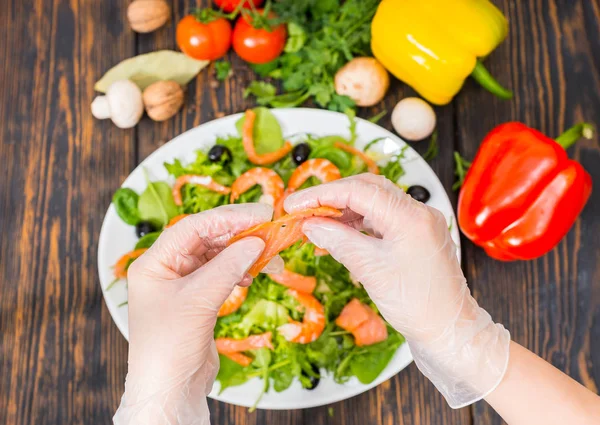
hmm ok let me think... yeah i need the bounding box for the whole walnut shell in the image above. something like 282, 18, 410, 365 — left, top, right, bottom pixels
142, 81, 184, 122
127, 0, 171, 33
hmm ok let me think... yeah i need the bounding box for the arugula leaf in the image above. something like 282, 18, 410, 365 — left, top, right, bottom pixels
349, 331, 404, 384
112, 188, 140, 225
250, 348, 272, 411
368, 109, 387, 124
453, 151, 472, 191
135, 231, 161, 249
217, 355, 251, 393
422, 131, 439, 162
138, 181, 179, 228
215, 60, 232, 81
235, 107, 284, 154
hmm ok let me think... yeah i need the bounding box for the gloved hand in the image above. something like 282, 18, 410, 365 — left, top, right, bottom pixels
113, 204, 274, 425
285, 174, 511, 409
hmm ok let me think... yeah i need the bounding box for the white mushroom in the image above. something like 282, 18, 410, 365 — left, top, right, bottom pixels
391, 97, 436, 141
91, 80, 144, 129
334, 57, 390, 107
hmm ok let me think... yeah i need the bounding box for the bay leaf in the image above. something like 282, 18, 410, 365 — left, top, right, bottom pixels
95, 50, 209, 93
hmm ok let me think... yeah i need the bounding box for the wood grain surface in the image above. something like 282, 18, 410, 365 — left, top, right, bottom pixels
0, 1, 598, 425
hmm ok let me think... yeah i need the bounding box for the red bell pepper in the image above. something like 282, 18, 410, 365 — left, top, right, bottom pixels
458, 122, 593, 261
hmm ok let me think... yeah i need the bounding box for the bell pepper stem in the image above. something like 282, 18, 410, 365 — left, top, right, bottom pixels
471, 60, 513, 100
555, 123, 594, 150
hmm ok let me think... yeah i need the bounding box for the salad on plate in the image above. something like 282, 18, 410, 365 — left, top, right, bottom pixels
108, 108, 421, 407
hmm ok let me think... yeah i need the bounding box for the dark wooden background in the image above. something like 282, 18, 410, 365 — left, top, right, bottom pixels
1, 0, 599, 424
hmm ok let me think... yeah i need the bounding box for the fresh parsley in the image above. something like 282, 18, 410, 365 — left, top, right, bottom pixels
215, 60, 232, 81
245, 0, 381, 111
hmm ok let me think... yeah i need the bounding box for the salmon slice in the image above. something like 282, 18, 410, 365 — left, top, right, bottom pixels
228, 206, 342, 277
334, 142, 379, 175
335, 298, 388, 346
221, 351, 253, 367
352, 314, 388, 346
216, 332, 274, 353
269, 268, 317, 293
335, 298, 372, 331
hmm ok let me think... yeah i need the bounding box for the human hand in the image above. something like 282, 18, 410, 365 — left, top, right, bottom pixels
113, 204, 273, 425
285, 174, 510, 408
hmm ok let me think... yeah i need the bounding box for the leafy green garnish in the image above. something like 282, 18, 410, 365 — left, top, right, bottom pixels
453, 151, 472, 191
215, 60, 232, 81
138, 181, 179, 228
238, 300, 289, 335
367, 109, 387, 124
235, 107, 284, 154
245, 0, 380, 111
134, 231, 161, 249
284, 22, 307, 53
349, 331, 404, 384
422, 131, 439, 162
112, 188, 140, 225
217, 355, 251, 392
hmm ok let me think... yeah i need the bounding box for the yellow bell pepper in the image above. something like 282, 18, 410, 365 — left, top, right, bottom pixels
371, 0, 511, 105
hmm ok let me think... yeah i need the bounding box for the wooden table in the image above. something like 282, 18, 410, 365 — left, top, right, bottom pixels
1, 1, 599, 424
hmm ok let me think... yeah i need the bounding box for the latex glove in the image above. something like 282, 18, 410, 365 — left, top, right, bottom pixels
113, 204, 273, 425
285, 174, 510, 409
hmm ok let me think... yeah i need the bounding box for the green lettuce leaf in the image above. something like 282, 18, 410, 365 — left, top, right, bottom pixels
236, 107, 284, 155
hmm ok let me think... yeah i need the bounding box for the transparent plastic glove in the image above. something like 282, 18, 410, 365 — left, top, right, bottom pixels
285, 174, 510, 409
113, 204, 273, 425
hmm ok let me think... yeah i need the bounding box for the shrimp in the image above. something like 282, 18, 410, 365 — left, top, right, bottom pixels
166, 214, 189, 228
287, 158, 342, 191
230, 167, 285, 207
216, 332, 274, 367
113, 248, 147, 279
268, 268, 317, 293
273, 158, 341, 218
277, 290, 326, 344
335, 298, 388, 346
172, 175, 231, 206
228, 207, 342, 277
243, 109, 293, 165
334, 142, 380, 175
217, 286, 249, 317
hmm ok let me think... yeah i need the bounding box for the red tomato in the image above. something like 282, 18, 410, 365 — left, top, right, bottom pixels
232, 11, 287, 64
176, 15, 232, 61
213, 0, 264, 14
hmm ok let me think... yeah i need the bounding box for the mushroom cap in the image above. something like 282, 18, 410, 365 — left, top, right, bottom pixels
106, 80, 144, 129
391, 97, 436, 142
334, 57, 390, 107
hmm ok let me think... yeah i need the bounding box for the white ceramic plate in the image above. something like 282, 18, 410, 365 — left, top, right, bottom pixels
98, 108, 460, 410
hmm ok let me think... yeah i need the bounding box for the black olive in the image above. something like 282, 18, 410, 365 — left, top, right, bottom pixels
292, 143, 311, 165
406, 185, 431, 203
136, 221, 156, 238
302, 363, 321, 390
208, 145, 232, 163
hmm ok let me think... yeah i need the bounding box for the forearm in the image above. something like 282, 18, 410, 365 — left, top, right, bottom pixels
485, 341, 600, 425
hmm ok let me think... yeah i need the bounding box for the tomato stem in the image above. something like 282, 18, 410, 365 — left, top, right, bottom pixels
555, 123, 594, 150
